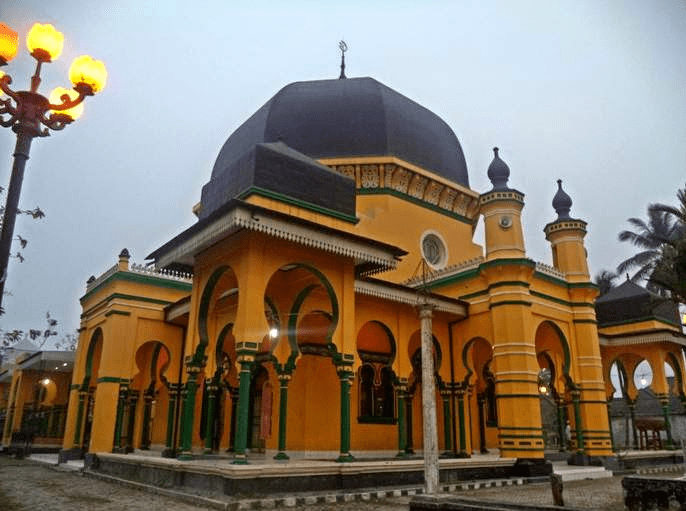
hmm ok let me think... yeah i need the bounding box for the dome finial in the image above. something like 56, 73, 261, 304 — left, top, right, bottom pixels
552, 179, 573, 220
487, 146, 510, 190
338, 40, 348, 79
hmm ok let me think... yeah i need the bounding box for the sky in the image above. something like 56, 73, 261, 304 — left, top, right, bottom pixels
1, 1, 685, 343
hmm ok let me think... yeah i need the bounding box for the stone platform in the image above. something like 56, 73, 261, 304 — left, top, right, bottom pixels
85, 451, 548, 498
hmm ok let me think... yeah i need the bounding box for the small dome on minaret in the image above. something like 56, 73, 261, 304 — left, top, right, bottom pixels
487, 147, 510, 190
552, 179, 573, 220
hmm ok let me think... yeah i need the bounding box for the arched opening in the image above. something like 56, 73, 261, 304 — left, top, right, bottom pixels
121, 341, 171, 452
204, 323, 238, 452
406, 330, 443, 451
80, 329, 103, 450
356, 321, 396, 424
534, 321, 572, 452
247, 365, 273, 452
260, 263, 341, 455
462, 337, 495, 453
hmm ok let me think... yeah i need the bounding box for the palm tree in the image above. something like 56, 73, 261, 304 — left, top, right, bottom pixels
617, 209, 680, 283
648, 184, 686, 302
617, 183, 686, 300
594, 270, 618, 296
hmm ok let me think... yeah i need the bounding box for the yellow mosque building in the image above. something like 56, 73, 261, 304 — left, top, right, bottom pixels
50, 74, 685, 474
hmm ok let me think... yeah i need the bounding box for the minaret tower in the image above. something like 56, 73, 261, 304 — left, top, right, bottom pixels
480, 148, 526, 261
543, 180, 590, 283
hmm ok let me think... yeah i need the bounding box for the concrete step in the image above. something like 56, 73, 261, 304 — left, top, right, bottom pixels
552, 462, 613, 482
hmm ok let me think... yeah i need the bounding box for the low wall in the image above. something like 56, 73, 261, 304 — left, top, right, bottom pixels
623, 476, 686, 510
410, 494, 583, 511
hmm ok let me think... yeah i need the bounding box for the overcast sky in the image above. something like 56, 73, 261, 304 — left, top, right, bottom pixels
1, 1, 685, 342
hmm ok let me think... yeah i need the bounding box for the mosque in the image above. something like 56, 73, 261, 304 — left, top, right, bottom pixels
4, 65, 684, 480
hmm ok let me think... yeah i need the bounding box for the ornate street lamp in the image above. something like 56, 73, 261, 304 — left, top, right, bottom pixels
0, 22, 106, 312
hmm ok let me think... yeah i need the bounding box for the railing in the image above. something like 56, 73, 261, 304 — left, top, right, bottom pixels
85, 262, 193, 293
535, 261, 565, 280
129, 263, 193, 282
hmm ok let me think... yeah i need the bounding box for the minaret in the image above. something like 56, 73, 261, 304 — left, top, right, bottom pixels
480, 147, 526, 261
543, 180, 590, 283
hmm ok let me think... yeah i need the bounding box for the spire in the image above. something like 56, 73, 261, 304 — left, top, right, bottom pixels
338, 40, 347, 79
552, 179, 573, 220
487, 147, 510, 190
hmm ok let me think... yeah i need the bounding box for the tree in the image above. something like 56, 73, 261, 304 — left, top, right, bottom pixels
1, 312, 58, 352
648, 184, 686, 303
0, 185, 46, 315
617, 183, 686, 301
594, 270, 618, 296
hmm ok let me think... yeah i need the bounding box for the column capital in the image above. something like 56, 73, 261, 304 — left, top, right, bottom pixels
395, 378, 409, 394
185, 355, 207, 373
416, 301, 435, 319
277, 373, 292, 384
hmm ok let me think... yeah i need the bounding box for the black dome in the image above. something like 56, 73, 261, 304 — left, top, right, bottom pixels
206, 77, 469, 202
552, 179, 573, 220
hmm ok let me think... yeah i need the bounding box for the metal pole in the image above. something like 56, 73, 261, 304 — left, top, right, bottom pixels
0, 130, 33, 310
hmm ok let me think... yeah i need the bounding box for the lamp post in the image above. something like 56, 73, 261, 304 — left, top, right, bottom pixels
0, 22, 106, 312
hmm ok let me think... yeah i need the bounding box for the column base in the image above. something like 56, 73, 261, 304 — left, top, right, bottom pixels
336, 453, 355, 463
232, 453, 248, 465
513, 458, 552, 477
567, 453, 604, 466
161, 448, 176, 458
177, 451, 193, 461
273, 452, 289, 461
396, 451, 411, 458
58, 448, 84, 464
456, 451, 471, 459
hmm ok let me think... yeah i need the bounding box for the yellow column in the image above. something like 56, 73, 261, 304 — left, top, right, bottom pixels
491, 301, 544, 460
88, 314, 136, 453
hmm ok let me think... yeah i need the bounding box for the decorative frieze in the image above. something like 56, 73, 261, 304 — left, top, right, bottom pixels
331, 159, 479, 223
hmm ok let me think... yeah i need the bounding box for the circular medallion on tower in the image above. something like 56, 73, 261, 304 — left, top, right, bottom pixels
421, 231, 448, 269
499, 215, 512, 229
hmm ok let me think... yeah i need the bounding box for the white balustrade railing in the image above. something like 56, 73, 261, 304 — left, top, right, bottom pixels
534, 261, 565, 280
129, 263, 193, 282
85, 262, 193, 293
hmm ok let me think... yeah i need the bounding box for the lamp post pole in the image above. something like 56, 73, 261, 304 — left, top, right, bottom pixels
0, 129, 33, 305
0, 22, 106, 313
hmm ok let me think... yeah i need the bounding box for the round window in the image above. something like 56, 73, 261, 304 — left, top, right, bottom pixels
421, 233, 447, 268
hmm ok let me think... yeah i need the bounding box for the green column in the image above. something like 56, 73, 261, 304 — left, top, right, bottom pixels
336, 366, 355, 462
441, 391, 452, 453
457, 388, 467, 455
233, 356, 254, 464
274, 374, 291, 460
606, 399, 615, 452
572, 390, 584, 453
396, 384, 408, 458
125, 393, 138, 452
165, 385, 178, 450
660, 395, 674, 449
406, 396, 414, 454
556, 398, 567, 452
204, 381, 217, 453
141, 389, 154, 450
227, 388, 238, 452
178, 365, 201, 460
73, 390, 86, 448
628, 401, 638, 449
113, 385, 128, 450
